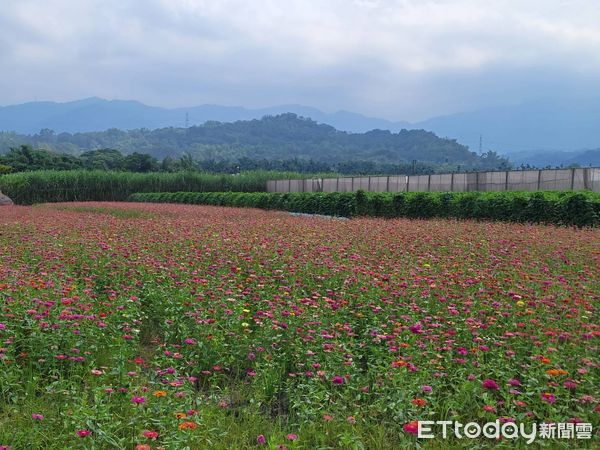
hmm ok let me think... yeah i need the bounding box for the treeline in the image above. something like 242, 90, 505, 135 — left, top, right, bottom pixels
0, 114, 512, 170
0, 145, 438, 175
0, 170, 302, 205
129, 190, 600, 227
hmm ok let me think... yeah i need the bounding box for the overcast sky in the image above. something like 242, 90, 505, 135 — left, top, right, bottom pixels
1, 0, 599, 121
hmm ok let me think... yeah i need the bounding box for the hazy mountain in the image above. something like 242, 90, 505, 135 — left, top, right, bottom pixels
1, 98, 598, 167
417, 98, 600, 155
0, 98, 410, 135
509, 149, 600, 167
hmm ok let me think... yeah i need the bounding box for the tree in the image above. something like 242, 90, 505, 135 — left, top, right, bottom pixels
123, 152, 159, 172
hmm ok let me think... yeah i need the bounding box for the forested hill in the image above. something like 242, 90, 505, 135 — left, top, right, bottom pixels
0, 113, 508, 168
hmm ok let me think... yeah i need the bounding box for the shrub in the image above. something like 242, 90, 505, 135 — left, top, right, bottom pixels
127, 190, 600, 227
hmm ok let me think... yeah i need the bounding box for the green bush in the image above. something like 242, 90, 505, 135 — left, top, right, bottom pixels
128, 190, 600, 227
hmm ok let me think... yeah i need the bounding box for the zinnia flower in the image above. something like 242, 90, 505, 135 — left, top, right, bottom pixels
179, 421, 197, 430
142, 430, 159, 439
257, 434, 266, 445
482, 379, 499, 390
403, 420, 419, 435
541, 392, 556, 403
77, 429, 91, 437
332, 375, 344, 385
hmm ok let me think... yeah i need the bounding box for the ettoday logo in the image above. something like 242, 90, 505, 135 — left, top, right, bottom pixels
416, 420, 593, 443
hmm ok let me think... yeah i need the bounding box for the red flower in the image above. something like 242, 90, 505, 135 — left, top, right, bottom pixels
412, 398, 427, 407
403, 420, 419, 435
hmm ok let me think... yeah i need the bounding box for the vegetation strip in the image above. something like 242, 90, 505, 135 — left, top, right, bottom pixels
0, 170, 306, 205
128, 190, 600, 227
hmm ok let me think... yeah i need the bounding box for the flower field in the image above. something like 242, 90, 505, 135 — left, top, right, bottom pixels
0, 202, 598, 449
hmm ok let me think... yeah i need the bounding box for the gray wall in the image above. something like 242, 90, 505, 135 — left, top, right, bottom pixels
267, 167, 600, 194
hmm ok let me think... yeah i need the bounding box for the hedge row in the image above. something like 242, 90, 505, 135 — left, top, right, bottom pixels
128, 190, 600, 227
0, 170, 304, 205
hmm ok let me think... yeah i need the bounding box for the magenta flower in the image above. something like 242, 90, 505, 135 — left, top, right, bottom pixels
541, 392, 556, 403
482, 379, 499, 390
421, 385, 432, 393
332, 375, 344, 385
508, 378, 521, 386
286, 433, 298, 441
131, 396, 146, 404
31, 413, 44, 421
257, 434, 266, 445
403, 421, 419, 435
409, 323, 422, 334
76, 429, 91, 438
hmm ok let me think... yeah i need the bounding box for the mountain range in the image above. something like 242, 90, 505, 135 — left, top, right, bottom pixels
0, 97, 598, 166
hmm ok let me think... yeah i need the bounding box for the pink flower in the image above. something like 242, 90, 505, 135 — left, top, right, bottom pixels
409, 323, 422, 334
482, 379, 499, 390
286, 434, 298, 441
77, 429, 91, 438
403, 421, 419, 435
31, 413, 44, 421
508, 378, 521, 386
541, 392, 556, 403
142, 430, 159, 439
421, 385, 432, 393
257, 434, 266, 445
332, 375, 344, 385
131, 396, 146, 404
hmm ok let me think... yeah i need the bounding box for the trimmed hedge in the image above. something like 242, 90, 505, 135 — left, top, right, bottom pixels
128, 190, 600, 227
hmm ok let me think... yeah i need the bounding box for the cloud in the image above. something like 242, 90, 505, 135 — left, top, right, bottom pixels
0, 0, 598, 120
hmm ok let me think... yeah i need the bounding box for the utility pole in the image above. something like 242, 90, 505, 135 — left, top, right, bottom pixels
185, 112, 189, 128
479, 135, 483, 154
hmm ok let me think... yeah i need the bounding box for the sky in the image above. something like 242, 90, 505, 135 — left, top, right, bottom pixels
0, 0, 599, 121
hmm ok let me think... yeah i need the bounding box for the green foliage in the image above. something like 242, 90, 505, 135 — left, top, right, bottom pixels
0, 170, 302, 205
0, 144, 82, 171
129, 190, 600, 227
0, 114, 512, 170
